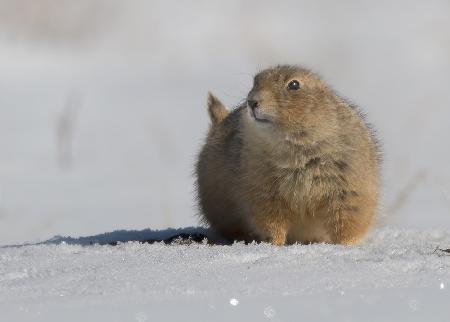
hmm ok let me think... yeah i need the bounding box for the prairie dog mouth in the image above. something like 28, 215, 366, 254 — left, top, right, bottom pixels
247, 105, 271, 123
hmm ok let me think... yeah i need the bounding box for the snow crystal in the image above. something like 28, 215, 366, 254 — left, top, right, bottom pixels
229, 298, 239, 306
263, 306, 276, 319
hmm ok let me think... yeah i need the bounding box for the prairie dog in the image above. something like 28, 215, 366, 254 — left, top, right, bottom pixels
196, 65, 380, 245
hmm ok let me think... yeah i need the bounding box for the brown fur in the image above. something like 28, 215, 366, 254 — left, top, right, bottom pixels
196, 65, 380, 245
207, 92, 229, 126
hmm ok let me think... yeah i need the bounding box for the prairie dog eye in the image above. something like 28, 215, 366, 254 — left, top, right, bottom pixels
287, 80, 300, 90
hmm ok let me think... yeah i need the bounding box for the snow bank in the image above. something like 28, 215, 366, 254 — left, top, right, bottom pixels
1, 228, 449, 321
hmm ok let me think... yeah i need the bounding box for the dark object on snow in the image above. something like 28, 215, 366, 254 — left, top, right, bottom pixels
434, 248, 450, 256
143, 232, 211, 245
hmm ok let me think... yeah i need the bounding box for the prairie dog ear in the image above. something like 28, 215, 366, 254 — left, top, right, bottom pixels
207, 92, 229, 126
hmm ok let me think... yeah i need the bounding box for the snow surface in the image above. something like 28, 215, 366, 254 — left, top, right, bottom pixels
1, 228, 450, 322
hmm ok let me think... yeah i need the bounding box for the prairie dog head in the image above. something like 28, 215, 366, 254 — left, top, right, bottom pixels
245, 65, 340, 144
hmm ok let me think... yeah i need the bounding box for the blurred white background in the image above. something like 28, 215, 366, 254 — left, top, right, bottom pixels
0, 0, 449, 245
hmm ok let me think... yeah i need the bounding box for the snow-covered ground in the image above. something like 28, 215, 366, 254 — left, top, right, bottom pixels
1, 229, 450, 321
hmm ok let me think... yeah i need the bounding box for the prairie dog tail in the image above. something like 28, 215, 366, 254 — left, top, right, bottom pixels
207, 92, 229, 126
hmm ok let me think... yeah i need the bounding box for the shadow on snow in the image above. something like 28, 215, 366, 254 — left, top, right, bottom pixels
2, 227, 230, 248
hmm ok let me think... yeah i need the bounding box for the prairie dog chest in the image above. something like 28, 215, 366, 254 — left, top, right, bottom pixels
244, 159, 316, 205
